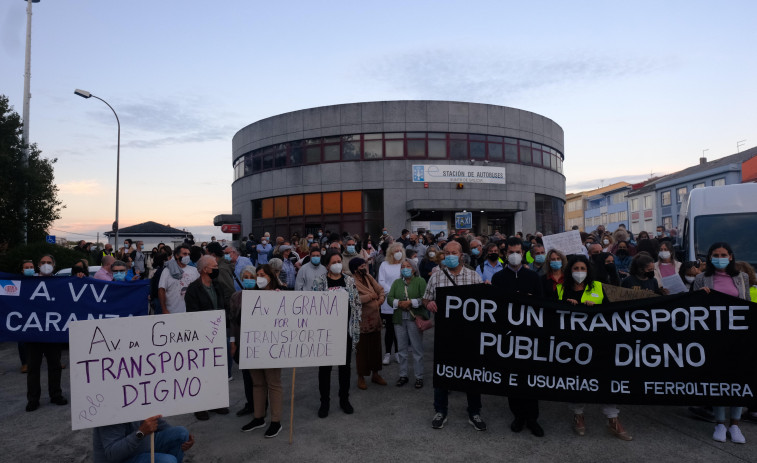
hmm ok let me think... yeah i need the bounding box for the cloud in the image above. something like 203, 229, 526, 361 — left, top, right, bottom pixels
566, 173, 661, 193
364, 48, 675, 102
58, 180, 102, 195
1, 4, 23, 56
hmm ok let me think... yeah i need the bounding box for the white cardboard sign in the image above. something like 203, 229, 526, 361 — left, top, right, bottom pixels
239, 290, 348, 369
69, 311, 228, 430
541, 230, 588, 257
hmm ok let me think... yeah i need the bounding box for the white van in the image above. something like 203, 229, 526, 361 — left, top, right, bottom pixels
677, 183, 757, 268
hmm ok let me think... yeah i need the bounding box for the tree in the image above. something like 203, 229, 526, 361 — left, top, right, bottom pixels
0, 95, 64, 250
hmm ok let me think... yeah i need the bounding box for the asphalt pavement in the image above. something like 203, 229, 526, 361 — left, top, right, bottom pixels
1, 332, 755, 463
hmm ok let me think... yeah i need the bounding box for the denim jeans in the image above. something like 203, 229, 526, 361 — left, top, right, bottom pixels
714, 406, 742, 422
395, 319, 424, 379
123, 426, 189, 463
434, 388, 481, 417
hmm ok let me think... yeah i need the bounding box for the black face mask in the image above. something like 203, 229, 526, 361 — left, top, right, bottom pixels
209, 268, 219, 279
605, 263, 616, 273
616, 249, 628, 256
487, 253, 499, 261
644, 270, 655, 279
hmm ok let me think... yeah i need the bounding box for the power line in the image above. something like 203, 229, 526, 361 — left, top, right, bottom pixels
49, 228, 100, 239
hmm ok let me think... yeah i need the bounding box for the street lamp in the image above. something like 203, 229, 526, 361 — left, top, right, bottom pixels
74, 89, 121, 248
21, 0, 41, 244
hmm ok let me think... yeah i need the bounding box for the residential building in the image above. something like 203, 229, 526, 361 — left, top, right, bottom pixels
582, 182, 631, 233
564, 192, 585, 231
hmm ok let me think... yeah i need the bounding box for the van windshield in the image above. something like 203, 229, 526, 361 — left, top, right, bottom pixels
694, 213, 757, 265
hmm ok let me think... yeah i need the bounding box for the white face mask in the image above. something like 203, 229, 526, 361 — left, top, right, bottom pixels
330, 263, 343, 275
507, 253, 522, 267
256, 276, 269, 289
181, 255, 191, 265
685, 275, 696, 283
572, 271, 587, 283
393, 251, 404, 261
659, 251, 671, 260
603, 239, 609, 245
40, 263, 54, 275
428, 252, 436, 258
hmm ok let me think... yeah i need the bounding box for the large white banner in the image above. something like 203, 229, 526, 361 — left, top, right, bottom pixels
412, 165, 506, 184
239, 290, 348, 369
69, 311, 229, 430
541, 230, 588, 257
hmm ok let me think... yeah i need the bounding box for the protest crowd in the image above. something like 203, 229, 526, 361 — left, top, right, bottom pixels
7, 223, 757, 462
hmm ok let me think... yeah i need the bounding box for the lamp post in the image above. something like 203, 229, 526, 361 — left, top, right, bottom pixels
74, 89, 121, 247
21, 0, 41, 244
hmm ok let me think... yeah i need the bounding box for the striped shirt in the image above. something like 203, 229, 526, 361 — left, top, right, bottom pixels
423, 266, 482, 302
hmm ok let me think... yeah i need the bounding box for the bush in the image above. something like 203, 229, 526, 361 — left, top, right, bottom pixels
0, 242, 93, 274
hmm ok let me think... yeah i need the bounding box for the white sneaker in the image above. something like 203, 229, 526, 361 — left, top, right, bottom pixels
382, 353, 391, 365
713, 423, 727, 442
729, 425, 746, 444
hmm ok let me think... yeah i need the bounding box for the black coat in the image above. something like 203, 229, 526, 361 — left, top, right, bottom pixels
184, 278, 230, 327
491, 265, 544, 297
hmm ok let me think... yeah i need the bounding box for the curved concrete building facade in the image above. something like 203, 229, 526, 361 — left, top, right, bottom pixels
231, 100, 565, 239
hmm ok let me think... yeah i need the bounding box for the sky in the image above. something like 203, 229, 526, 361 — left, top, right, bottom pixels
1, 1, 756, 242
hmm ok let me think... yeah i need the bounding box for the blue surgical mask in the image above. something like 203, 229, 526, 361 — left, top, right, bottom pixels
712, 257, 730, 269
113, 271, 127, 281
307, 238, 313, 243
224, 254, 231, 262
242, 279, 256, 289
443, 255, 459, 268
23, 268, 35, 276
549, 261, 562, 270
347, 245, 356, 254
311, 257, 321, 266
401, 268, 413, 278
534, 254, 546, 264
471, 248, 480, 256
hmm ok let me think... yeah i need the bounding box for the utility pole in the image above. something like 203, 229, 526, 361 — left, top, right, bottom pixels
21, 0, 40, 243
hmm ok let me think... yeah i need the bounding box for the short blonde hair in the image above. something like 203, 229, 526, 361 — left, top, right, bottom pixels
386, 242, 405, 265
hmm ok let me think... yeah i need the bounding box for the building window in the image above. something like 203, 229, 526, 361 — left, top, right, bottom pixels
618, 210, 627, 221
644, 195, 652, 209
630, 198, 639, 212
712, 178, 725, 187
661, 191, 671, 206
676, 186, 687, 203
693, 182, 705, 189
662, 216, 673, 230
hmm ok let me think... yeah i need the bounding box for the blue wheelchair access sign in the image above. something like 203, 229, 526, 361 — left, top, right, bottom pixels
454, 212, 472, 229
46, 235, 56, 244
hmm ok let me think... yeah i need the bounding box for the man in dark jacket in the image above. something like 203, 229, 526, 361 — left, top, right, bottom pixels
93, 414, 193, 463
491, 237, 545, 437
184, 255, 230, 420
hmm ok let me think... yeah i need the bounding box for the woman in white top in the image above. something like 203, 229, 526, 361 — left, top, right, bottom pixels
653, 241, 681, 294
377, 242, 405, 365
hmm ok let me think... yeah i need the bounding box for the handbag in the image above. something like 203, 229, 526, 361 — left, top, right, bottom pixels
405, 284, 433, 331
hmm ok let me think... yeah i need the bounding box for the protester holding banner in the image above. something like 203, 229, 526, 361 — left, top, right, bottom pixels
653, 241, 680, 294
184, 255, 231, 421
620, 253, 661, 294
239, 264, 285, 438
541, 249, 566, 300
378, 242, 405, 365
25, 254, 67, 412
423, 241, 485, 431
491, 237, 546, 437
555, 255, 633, 441
387, 259, 428, 388
349, 257, 387, 390
734, 261, 757, 302
18, 260, 35, 373
692, 242, 751, 443
313, 251, 362, 418
94, 256, 116, 281
229, 265, 257, 418
93, 415, 194, 463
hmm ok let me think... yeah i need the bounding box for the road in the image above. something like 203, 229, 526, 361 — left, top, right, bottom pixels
1, 333, 755, 463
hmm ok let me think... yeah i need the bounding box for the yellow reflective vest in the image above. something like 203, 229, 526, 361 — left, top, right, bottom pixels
750, 286, 757, 303
556, 281, 604, 304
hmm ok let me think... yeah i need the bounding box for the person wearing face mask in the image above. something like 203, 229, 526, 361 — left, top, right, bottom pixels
110, 261, 134, 282
377, 242, 405, 365
312, 252, 362, 418
349, 257, 387, 390
397, 229, 411, 247
256, 237, 273, 265
294, 247, 327, 290
240, 265, 285, 438
25, 255, 68, 412
423, 241, 485, 431
620, 253, 662, 294
229, 266, 258, 418
692, 242, 751, 444
387, 259, 427, 389
556, 255, 633, 441
601, 234, 614, 253
491, 237, 545, 437
613, 241, 633, 279
476, 243, 503, 284
678, 261, 701, 292
183, 255, 231, 421
590, 252, 620, 287
419, 244, 441, 281
529, 243, 548, 277
652, 241, 680, 293
406, 233, 427, 260
541, 249, 567, 299
734, 261, 757, 303
224, 245, 254, 290
468, 239, 484, 269
341, 238, 361, 276
158, 245, 200, 314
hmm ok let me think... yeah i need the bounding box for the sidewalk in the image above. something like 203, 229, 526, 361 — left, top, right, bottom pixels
1, 333, 754, 462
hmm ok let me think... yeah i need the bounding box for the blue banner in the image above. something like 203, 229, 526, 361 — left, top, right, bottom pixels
0, 273, 149, 343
